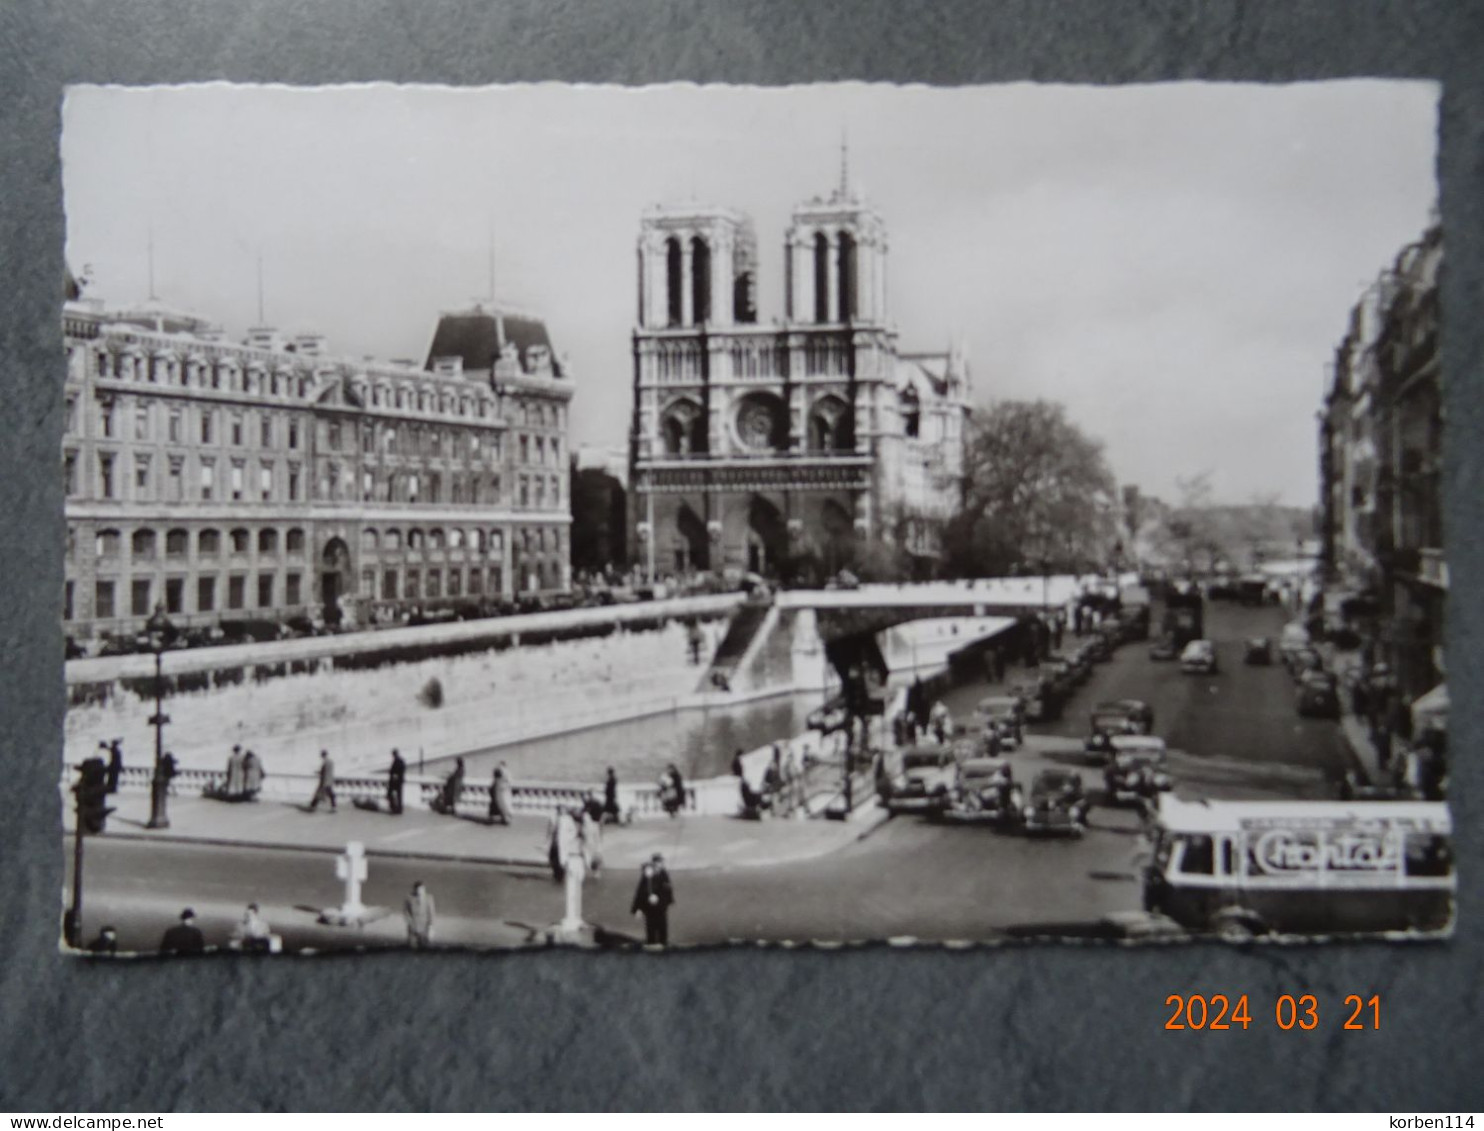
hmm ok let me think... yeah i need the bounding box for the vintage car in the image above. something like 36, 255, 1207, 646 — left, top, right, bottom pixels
1021, 768, 1090, 835
1286, 646, 1324, 679
1103, 735, 1174, 807
1085, 633, 1112, 663
938, 757, 1024, 826
1277, 621, 1312, 667
1149, 635, 1179, 661
975, 695, 1025, 749
1084, 699, 1156, 756
880, 745, 960, 815
1180, 639, 1218, 674
1296, 670, 1341, 718
1243, 637, 1274, 665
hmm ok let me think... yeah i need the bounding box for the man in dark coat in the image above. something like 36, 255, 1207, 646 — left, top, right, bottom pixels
602, 767, 621, 824
103, 740, 123, 794
308, 749, 337, 813
159, 908, 206, 955
630, 853, 675, 947
386, 748, 406, 815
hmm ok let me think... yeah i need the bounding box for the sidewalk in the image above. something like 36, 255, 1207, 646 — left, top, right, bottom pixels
71, 788, 892, 873
1317, 643, 1386, 785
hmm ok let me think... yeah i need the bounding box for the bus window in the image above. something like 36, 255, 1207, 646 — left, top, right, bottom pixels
1404, 834, 1453, 877
1220, 836, 1238, 877
1176, 835, 1214, 876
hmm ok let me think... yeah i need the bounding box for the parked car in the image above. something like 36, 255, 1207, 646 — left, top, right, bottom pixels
1243, 637, 1274, 665
1296, 670, 1341, 718
1104, 736, 1174, 806
1180, 639, 1218, 674
1149, 635, 1179, 661
1286, 646, 1324, 679
938, 758, 1024, 826
1022, 769, 1090, 836
881, 745, 960, 815
1084, 700, 1155, 758
975, 695, 1025, 749
1278, 621, 1312, 668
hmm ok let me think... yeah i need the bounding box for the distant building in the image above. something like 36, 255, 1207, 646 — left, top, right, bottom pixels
1318, 221, 1444, 702
627, 172, 970, 583
62, 280, 573, 642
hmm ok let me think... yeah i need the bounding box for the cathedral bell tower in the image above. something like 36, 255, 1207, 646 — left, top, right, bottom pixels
636, 205, 758, 330
784, 149, 888, 327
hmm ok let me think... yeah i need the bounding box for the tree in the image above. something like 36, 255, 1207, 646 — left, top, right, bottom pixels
943, 399, 1118, 577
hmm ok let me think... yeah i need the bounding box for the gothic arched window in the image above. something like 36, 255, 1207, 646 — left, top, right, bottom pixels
813, 233, 830, 324
665, 238, 683, 327
691, 236, 711, 325
837, 231, 857, 322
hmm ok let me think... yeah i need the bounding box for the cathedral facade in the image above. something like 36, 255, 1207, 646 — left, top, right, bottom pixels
628, 180, 969, 583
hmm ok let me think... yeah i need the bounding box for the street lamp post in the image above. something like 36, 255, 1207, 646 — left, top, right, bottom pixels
145, 605, 175, 829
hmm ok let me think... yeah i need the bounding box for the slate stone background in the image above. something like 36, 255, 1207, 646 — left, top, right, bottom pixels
1, 0, 1480, 1112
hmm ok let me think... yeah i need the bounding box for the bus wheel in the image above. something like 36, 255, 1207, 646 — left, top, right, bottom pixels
1213, 912, 1261, 944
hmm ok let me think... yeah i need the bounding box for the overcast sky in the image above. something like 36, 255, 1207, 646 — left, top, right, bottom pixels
62, 81, 1438, 507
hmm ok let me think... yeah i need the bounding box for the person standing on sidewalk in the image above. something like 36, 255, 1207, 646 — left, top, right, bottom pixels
308, 749, 337, 813
404, 881, 436, 949
103, 739, 123, 794
602, 766, 621, 824
631, 854, 675, 947
489, 764, 513, 825
387, 748, 406, 815
160, 908, 206, 955
242, 749, 264, 800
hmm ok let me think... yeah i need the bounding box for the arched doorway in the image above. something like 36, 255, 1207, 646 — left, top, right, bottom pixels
321, 537, 351, 625
746, 495, 787, 578
820, 499, 855, 575
675, 503, 710, 573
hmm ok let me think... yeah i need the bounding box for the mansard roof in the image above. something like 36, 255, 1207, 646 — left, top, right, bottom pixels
423, 305, 564, 379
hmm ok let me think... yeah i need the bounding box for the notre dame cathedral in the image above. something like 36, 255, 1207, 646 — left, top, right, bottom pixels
628, 168, 971, 584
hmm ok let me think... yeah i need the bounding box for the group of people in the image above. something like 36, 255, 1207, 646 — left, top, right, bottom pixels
735, 744, 807, 819
206, 744, 266, 803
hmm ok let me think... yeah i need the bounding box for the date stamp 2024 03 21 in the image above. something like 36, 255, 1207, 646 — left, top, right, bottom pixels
1164, 993, 1383, 1032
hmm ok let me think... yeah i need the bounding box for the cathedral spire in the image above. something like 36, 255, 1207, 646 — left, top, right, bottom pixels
839, 127, 850, 199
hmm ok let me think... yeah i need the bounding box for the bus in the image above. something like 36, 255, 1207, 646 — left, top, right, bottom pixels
1142, 797, 1454, 939
1159, 585, 1205, 648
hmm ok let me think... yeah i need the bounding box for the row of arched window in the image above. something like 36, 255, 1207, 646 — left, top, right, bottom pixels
360, 527, 503, 555
90, 526, 307, 562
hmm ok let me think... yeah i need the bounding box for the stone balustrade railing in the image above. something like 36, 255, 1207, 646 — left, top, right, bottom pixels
65, 763, 701, 819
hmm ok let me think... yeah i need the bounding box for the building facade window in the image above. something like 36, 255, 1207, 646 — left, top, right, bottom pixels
285, 573, 301, 605
168, 457, 184, 502
131, 529, 155, 561
230, 528, 250, 554
201, 411, 214, 444
134, 405, 149, 441
382, 569, 398, 600
198, 529, 220, 556
99, 400, 116, 438
134, 454, 151, 494
288, 464, 301, 501
257, 573, 274, 608
169, 409, 182, 442
200, 459, 215, 500
99, 454, 116, 499
166, 529, 188, 558
197, 576, 216, 612
131, 578, 152, 617
165, 577, 184, 614
286, 528, 305, 554
260, 462, 273, 501
94, 581, 115, 620
288, 421, 299, 449
231, 461, 245, 501
260, 415, 272, 447
258, 529, 278, 554
231, 416, 244, 446
228, 575, 246, 610
63, 451, 78, 496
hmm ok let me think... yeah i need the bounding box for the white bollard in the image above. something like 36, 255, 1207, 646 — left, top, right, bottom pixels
335, 841, 368, 917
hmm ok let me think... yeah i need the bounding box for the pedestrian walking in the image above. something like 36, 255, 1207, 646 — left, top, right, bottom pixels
731, 748, 745, 779
602, 766, 621, 824
103, 739, 123, 794
231, 902, 273, 954
433, 755, 466, 816
160, 908, 206, 955
387, 748, 406, 815
242, 749, 264, 800
488, 763, 513, 825
308, 749, 338, 813
659, 763, 685, 818
403, 881, 436, 949
631, 853, 675, 947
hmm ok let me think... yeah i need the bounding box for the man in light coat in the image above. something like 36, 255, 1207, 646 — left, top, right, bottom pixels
404, 881, 436, 948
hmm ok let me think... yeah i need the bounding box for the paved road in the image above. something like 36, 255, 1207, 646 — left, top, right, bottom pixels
71, 599, 1350, 953
941, 599, 1351, 801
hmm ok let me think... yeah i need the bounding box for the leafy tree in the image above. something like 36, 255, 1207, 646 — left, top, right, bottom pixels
943, 399, 1118, 577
